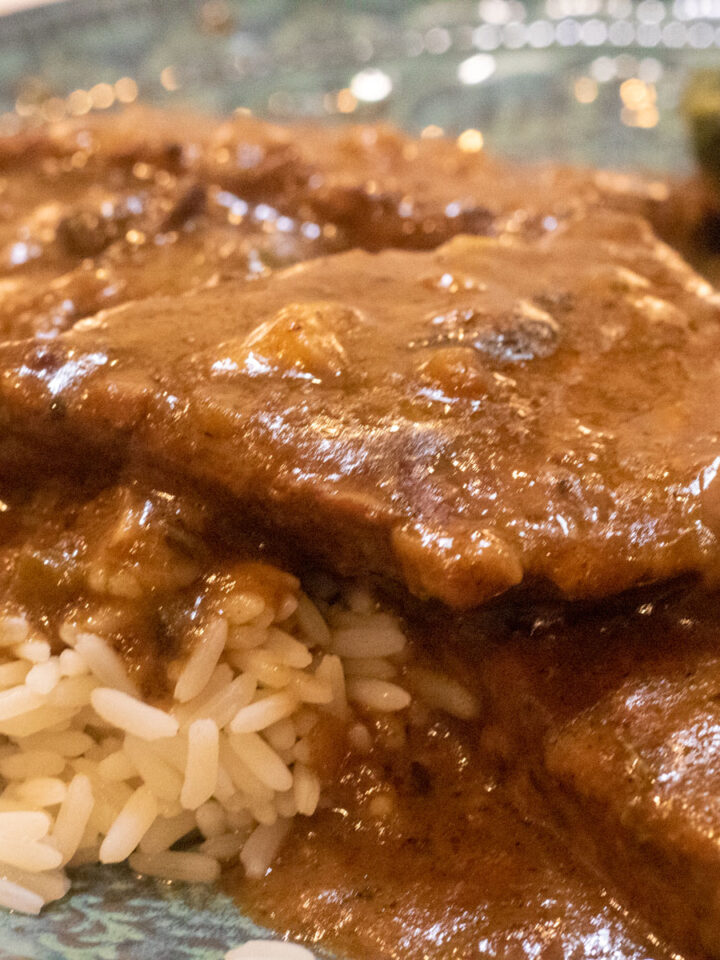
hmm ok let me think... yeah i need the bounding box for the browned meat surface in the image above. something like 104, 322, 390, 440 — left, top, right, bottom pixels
2, 211, 720, 607
0, 107, 688, 342
8, 106, 671, 244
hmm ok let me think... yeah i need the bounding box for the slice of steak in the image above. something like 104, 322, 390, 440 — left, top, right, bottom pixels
463, 587, 720, 959
202, 111, 670, 251
0, 110, 341, 341
1, 209, 720, 607
0, 107, 687, 342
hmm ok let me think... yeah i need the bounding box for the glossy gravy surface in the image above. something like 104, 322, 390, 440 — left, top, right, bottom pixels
3, 212, 720, 611
5, 109, 720, 959
236, 588, 720, 959
236, 713, 667, 960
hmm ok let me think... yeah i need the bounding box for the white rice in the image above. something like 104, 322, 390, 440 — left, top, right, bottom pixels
51, 774, 93, 863
0, 878, 45, 914
230, 691, 298, 734
0, 615, 30, 647
222, 592, 266, 626
123, 736, 183, 801
173, 618, 228, 703
25, 661, 61, 696
199, 831, 246, 860
292, 763, 320, 817
264, 718, 296, 753
12, 777, 67, 807
229, 733, 293, 793
0, 835, 62, 871
90, 689, 179, 740
332, 613, 406, 658
342, 656, 397, 680
295, 594, 331, 648
181, 719, 219, 810
58, 649, 87, 677
0, 750, 65, 780
139, 810, 197, 856
0, 686, 44, 723
14, 640, 50, 664
72, 632, 140, 697
405, 666, 482, 720
345, 678, 412, 712
99, 785, 159, 863
0, 569, 477, 915
225, 941, 316, 959
0, 661, 31, 688
195, 799, 228, 838
240, 819, 292, 879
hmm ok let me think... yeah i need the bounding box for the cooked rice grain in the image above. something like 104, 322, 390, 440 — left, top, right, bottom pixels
332, 613, 406, 658
0, 878, 44, 914
13, 640, 50, 664
139, 810, 197, 855
195, 800, 228, 838
240, 819, 291, 879
405, 666, 482, 720
0, 616, 30, 648
11, 777, 68, 807
0, 810, 51, 840
225, 941, 316, 959
73, 632, 140, 697
230, 691, 298, 734
51, 774, 94, 863
25, 661, 61, 696
91, 689, 179, 741
99, 785, 159, 864
181, 719, 219, 810
229, 733, 293, 793
174, 618, 228, 703
346, 678, 412, 713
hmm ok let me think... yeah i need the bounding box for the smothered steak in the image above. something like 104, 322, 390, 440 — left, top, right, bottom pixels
2, 209, 720, 606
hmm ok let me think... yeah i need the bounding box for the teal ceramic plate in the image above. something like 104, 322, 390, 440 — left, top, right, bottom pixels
1, 864, 271, 959
0, 0, 718, 956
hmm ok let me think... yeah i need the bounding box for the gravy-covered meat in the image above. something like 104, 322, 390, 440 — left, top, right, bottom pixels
0, 107, 683, 341
0, 110, 341, 340
10, 106, 670, 246
2, 210, 720, 607
446, 587, 720, 958
202, 111, 673, 252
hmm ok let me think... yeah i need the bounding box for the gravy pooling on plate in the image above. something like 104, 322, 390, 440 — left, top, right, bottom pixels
243, 585, 720, 959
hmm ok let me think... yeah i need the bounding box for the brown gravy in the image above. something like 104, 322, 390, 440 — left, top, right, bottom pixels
233, 688, 668, 960
4, 212, 720, 612
5, 109, 720, 958
228, 585, 720, 959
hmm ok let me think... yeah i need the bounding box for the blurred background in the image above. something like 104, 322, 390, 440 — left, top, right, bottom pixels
0, 0, 718, 172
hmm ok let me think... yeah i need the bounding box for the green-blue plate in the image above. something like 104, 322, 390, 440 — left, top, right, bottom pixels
1, 864, 270, 959
0, 0, 718, 956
